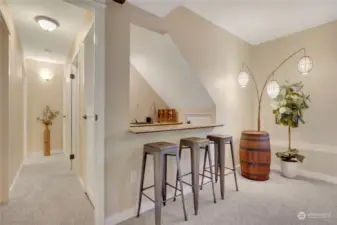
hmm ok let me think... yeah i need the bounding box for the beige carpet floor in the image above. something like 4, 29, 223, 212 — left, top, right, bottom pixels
119, 170, 337, 225
0, 152, 94, 225
1, 153, 336, 225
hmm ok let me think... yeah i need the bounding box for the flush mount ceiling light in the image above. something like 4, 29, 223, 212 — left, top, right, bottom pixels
35, 16, 59, 32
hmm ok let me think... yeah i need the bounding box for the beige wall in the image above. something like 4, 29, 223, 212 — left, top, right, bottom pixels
8, 32, 24, 186
0, 9, 10, 204
167, 6, 254, 153
252, 20, 337, 177
130, 64, 168, 122
104, 2, 254, 221
68, 10, 94, 63
104, 2, 337, 222
25, 59, 63, 153
0, 1, 25, 202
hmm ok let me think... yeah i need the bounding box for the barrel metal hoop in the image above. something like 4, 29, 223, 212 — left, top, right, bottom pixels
240, 147, 271, 152
241, 132, 269, 137
240, 138, 270, 142
240, 160, 271, 166
241, 171, 270, 177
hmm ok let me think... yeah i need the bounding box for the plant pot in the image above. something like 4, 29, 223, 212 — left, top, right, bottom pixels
280, 160, 299, 178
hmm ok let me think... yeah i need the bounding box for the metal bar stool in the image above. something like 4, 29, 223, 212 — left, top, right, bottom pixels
137, 142, 188, 225
201, 135, 239, 200
172, 137, 216, 215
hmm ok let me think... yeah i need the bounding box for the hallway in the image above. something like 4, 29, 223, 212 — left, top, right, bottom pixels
0, 153, 94, 225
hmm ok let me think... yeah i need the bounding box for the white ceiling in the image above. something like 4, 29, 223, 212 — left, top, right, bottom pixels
128, 0, 337, 45
8, 0, 88, 63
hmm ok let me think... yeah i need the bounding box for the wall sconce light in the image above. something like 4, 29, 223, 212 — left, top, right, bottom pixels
40, 68, 54, 81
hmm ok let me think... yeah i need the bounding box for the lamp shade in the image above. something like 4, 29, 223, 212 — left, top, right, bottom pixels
238, 70, 249, 88
298, 56, 313, 75
267, 80, 280, 99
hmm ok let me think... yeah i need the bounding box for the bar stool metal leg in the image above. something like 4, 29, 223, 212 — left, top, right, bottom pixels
190, 143, 200, 215
175, 150, 188, 221
200, 148, 208, 191
230, 140, 239, 191
219, 141, 226, 200
173, 145, 182, 202
206, 144, 217, 204
162, 154, 168, 206
137, 152, 147, 217
153, 152, 163, 225
214, 143, 219, 183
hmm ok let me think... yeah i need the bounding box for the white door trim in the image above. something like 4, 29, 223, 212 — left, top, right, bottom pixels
64, 1, 106, 225
93, 5, 106, 225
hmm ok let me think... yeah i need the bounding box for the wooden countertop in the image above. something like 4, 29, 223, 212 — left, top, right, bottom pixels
129, 122, 183, 127
128, 124, 224, 134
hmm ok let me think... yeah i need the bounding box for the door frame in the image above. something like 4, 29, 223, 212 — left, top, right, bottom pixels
64, 1, 106, 225
0, 9, 10, 204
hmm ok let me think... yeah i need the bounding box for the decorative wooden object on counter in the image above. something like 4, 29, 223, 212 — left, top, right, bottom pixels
44, 123, 51, 156
157, 109, 178, 123
240, 131, 271, 181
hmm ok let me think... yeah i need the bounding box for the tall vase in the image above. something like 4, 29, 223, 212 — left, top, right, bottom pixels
44, 123, 51, 156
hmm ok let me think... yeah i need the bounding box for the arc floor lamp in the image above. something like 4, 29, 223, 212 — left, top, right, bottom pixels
238, 48, 313, 131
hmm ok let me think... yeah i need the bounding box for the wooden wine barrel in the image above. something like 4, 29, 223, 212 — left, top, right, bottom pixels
240, 131, 271, 181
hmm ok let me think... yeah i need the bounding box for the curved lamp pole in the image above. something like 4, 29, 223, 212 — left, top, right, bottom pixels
238, 48, 313, 131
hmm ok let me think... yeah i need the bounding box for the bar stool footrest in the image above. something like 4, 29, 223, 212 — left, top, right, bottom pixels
140, 182, 184, 204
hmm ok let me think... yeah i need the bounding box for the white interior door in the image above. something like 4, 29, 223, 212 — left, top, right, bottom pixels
63, 60, 79, 173
83, 25, 96, 206
62, 66, 69, 156
71, 61, 80, 174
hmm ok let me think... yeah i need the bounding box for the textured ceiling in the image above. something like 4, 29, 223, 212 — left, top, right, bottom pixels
128, 0, 337, 45
8, 0, 88, 63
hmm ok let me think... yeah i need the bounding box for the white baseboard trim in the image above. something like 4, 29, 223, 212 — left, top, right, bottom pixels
78, 177, 86, 191
105, 187, 192, 225
86, 187, 95, 208
29, 149, 64, 157
9, 162, 24, 195
271, 140, 337, 155
270, 164, 337, 185
78, 177, 96, 208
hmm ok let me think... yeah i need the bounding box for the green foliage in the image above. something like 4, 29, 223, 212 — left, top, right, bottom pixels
271, 81, 310, 128
275, 149, 305, 163
272, 81, 310, 163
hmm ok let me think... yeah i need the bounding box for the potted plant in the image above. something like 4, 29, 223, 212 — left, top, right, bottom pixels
37, 106, 59, 156
271, 81, 310, 178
